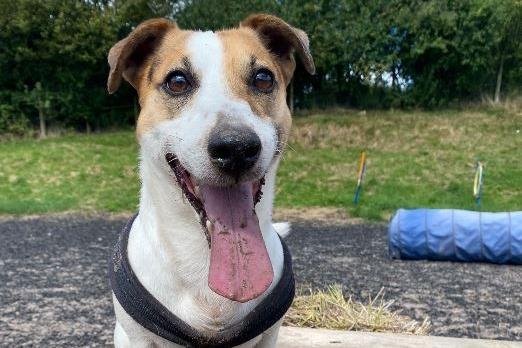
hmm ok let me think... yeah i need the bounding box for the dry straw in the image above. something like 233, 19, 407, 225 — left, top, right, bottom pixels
284, 285, 430, 335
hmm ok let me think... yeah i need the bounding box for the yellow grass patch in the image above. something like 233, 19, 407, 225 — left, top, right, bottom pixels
284, 285, 431, 335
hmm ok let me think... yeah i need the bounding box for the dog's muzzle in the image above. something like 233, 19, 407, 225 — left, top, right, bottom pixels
208, 125, 261, 178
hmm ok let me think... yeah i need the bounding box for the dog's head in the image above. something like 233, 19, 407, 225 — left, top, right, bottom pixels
107, 15, 314, 303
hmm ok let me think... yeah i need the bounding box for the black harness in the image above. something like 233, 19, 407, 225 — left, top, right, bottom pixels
108, 214, 295, 348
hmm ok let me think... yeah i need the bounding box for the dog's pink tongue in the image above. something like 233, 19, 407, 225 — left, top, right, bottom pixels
200, 183, 273, 303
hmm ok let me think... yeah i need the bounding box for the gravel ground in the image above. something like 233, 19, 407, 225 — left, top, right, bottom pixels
1, 215, 520, 347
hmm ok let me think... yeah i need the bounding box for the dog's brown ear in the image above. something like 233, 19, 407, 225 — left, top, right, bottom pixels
107, 18, 177, 94
240, 14, 315, 83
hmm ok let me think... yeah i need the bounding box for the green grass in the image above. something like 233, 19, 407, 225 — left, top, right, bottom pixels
0, 132, 139, 214
1, 108, 521, 220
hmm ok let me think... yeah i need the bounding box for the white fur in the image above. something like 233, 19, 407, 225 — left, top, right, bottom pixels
113, 31, 286, 348
273, 222, 291, 238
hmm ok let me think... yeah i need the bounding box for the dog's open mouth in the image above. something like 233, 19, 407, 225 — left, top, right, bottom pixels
166, 153, 273, 303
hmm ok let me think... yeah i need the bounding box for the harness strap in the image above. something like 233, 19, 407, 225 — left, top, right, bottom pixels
108, 214, 295, 348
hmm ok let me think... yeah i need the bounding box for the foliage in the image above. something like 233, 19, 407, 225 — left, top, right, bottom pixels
0, 104, 30, 136
0, 0, 521, 134
395, 0, 520, 106
174, 0, 522, 108
0, 0, 142, 134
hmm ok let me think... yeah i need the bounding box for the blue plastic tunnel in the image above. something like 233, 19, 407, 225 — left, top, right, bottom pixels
388, 209, 522, 264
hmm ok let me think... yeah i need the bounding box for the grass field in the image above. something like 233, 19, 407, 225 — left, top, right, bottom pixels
1, 108, 521, 220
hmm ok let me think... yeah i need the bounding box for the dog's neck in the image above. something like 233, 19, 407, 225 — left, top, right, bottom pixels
126, 153, 282, 330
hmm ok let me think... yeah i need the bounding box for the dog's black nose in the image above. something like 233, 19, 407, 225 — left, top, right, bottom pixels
208, 126, 261, 176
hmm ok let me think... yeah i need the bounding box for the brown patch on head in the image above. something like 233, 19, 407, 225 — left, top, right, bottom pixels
219, 29, 292, 147
107, 18, 176, 94
218, 14, 314, 147
107, 18, 197, 138
240, 14, 315, 79
135, 29, 195, 138
219, 29, 284, 115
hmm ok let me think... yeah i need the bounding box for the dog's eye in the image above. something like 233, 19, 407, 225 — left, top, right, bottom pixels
253, 69, 274, 92
165, 71, 191, 94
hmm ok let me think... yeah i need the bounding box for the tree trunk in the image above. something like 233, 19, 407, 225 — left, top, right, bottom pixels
494, 54, 505, 104
38, 108, 46, 139
86, 119, 91, 134
391, 65, 397, 91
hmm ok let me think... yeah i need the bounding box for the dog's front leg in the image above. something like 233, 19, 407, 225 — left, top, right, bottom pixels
114, 321, 131, 348
114, 320, 158, 348
251, 319, 283, 348
113, 295, 174, 348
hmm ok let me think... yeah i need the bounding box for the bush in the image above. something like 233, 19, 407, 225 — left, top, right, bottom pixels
0, 104, 31, 137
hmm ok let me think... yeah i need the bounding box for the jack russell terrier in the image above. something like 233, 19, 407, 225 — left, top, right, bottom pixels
107, 14, 315, 348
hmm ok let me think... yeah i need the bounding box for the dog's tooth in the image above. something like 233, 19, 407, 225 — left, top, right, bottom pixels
194, 184, 200, 197
206, 219, 214, 232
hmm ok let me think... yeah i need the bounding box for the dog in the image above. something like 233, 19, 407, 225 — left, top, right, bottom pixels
106, 14, 315, 348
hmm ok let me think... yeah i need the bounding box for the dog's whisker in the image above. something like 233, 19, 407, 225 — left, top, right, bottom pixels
276, 140, 298, 154
285, 144, 297, 153
278, 151, 287, 162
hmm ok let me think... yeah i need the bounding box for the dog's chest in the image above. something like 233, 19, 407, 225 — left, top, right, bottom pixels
186, 291, 251, 330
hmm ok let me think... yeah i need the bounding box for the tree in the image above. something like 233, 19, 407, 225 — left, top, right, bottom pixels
0, 0, 521, 136
0, 0, 133, 134
491, 0, 522, 103
26, 83, 53, 138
